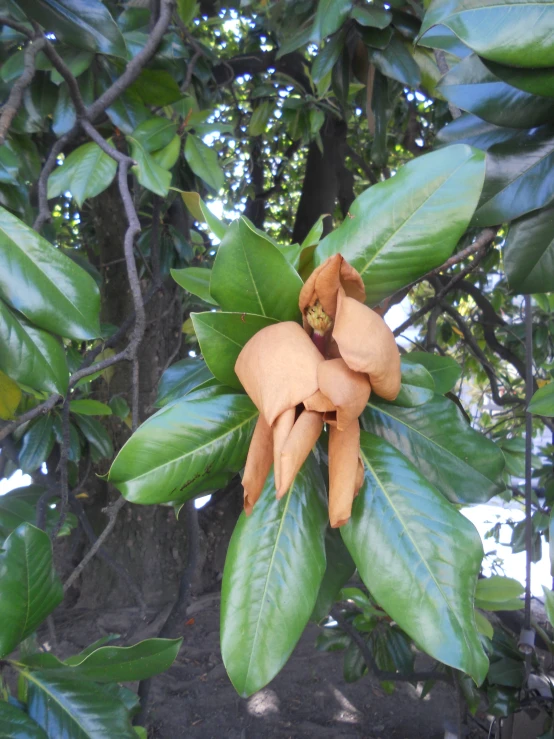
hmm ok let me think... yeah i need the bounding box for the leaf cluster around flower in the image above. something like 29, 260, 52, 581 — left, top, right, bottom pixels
235, 254, 401, 527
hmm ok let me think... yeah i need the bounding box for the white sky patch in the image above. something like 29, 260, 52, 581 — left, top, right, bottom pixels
0, 469, 31, 496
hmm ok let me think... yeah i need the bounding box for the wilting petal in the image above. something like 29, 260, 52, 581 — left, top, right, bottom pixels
272, 407, 295, 492
303, 389, 336, 413
317, 358, 371, 431
333, 288, 401, 401
328, 419, 360, 528
235, 322, 323, 425
299, 254, 366, 329
277, 411, 324, 499
242, 414, 273, 515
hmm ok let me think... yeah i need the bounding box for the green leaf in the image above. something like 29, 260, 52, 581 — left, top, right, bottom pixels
221, 454, 327, 697
184, 135, 224, 192
311, 527, 356, 622
528, 383, 554, 417
475, 576, 524, 603
248, 100, 272, 136
151, 135, 181, 170
210, 218, 303, 320
312, 33, 345, 84
543, 586, 554, 628
25, 671, 136, 738
47, 142, 117, 207
341, 433, 488, 684
504, 204, 554, 294
171, 267, 217, 306
155, 358, 213, 408
73, 415, 113, 459
487, 658, 525, 688
70, 399, 113, 416
403, 352, 462, 394
437, 55, 554, 129
475, 596, 523, 612
483, 59, 554, 99
420, 0, 554, 69
370, 37, 421, 88
312, 0, 352, 42
0, 369, 21, 420
362, 394, 505, 505
105, 89, 149, 136
474, 610, 493, 640
352, 5, 391, 28
108, 386, 258, 504
192, 312, 278, 390
0, 702, 48, 739
17, 0, 127, 58
0, 146, 20, 184
0, 497, 37, 540
315, 145, 485, 305
178, 190, 226, 240
276, 19, 314, 59
50, 48, 93, 85
19, 416, 55, 473
389, 359, 435, 408
473, 128, 554, 227
0, 207, 101, 340
128, 137, 171, 197
129, 69, 182, 105
52, 83, 76, 137
436, 113, 521, 152
0, 523, 63, 658
131, 118, 177, 153
343, 640, 366, 683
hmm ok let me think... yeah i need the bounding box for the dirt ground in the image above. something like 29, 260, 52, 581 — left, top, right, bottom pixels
43, 594, 491, 739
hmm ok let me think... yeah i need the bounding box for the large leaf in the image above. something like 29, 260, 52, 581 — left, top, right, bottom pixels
437, 55, 554, 130
311, 527, 356, 623
472, 128, 554, 227
184, 135, 224, 192
210, 218, 303, 320
436, 113, 521, 152
390, 359, 435, 408
528, 383, 554, 417
0, 523, 63, 658
154, 357, 213, 408
178, 190, 226, 240
0, 497, 37, 540
25, 671, 136, 739
312, 0, 352, 42
128, 137, 171, 197
362, 394, 505, 504
0, 207, 100, 340
341, 433, 488, 684
315, 145, 485, 305
19, 416, 55, 474
0, 702, 48, 739
170, 267, 217, 306
17, 0, 127, 58
420, 0, 554, 69
130, 69, 182, 106
369, 37, 421, 88
47, 142, 117, 207
484, 59, 554, 99
192, 312, 278, 390
108, 386, 258, 504
0, 369, 21, 420
221, 455, 327, 697
131, 118, 177, 153
504, 204, 554, 294
0, 301, 68, 395
403, 351, 462, 394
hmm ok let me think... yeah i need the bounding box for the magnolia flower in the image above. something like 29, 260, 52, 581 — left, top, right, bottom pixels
235, 254, 401, 527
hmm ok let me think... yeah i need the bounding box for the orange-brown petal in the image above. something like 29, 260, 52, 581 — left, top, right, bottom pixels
277, 410, 324, 499
235, 321, 323, 425
328, 419, 360, 528
355, 455, 364, 496
272, 407, 295, 492
333, 288, 401, 401
317, 358, 371, 431
242, 414, 274, 516
303, 389, 336, 413
299, 254, 366, 328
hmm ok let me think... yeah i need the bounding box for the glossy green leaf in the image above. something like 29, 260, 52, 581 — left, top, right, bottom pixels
171, 267, 217, 306
0, 495, 38, 540
362, 394, 505, 504
221, 455, 327, 697
311, 527, 356, 623
48, 142, 117, 207
178, 190, 226, 240
370, 37, 421, 88
0, 702, 48, 739
420, 0, 554, 69
0, 523, 63, 658
105, 89, 149, 136
312, 33, 344, 84
528, 383, 554, 417
0, 207, 100, 339
19, 416, 55, 473
388, 359, 435, 408
473, 128, 554, 227
312, 0, 352, 42
50, 48, 93, 85
437, 55, 554, 129
184, 135, 224, 192
276, 19, 313, 59
129, 69, 182, 105
155, 357, 213, 408
17, 0, 127, 58
52, 84, 76, 137
0, 146, 19, 184
341, 433, 488, 684
70, 399, 112, 416
403, 352, 462, 394
475, 576, 524, 603
0, 368, 21, 420
211, 218, 303, 319
132, 117, 177, 153
504, 203, 554, 294
543, 586, 554, 628
436, 113, 521, 152
248, 100, 272, 136
25, 671, 136, 739
109, 386, 257, 504
484, 59, 554, 99
151, 135, 181, 170
128, 137, 171, 197
192, 312, 278, 390
352, 5, 391, 29
315, 145, 485, 305
474, 610, 493, 640
73, 415, 113, 459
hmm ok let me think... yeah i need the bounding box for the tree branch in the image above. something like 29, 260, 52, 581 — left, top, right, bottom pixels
0, 36, 45, 146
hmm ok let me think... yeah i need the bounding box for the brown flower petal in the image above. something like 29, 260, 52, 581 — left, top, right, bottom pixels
277, 410, 324, 499
328, 419, 361, 528
272, 407, 295, 492
317, 358, 371, 431
299, 254, 365, 330
303, 389, 336, 413
333, 288, 401, 401
242, 414, 273, 516
235, 322, 323, 425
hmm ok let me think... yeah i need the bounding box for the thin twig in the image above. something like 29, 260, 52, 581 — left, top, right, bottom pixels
524, 295, 533, 632
51, 397, 71, 538
0, 36, 45, 146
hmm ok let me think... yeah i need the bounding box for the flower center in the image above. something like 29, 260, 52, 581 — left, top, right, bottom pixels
305, 300, 333, 335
